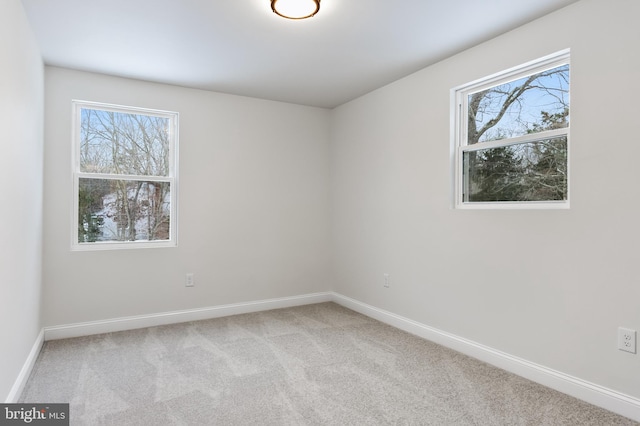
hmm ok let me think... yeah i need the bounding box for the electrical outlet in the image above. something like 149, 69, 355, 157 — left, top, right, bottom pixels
383, 273, 390, 288
185, 273, 195, 287
618, 327, 636, 354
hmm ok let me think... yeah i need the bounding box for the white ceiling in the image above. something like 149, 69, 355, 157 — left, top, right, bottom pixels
21, 0, 579, 108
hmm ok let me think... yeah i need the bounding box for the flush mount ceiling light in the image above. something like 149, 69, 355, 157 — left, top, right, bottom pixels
271, 0, 320, 20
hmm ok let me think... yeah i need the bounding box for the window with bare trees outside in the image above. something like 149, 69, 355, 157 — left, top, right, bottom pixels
452, 50, 570, 208
72, 101, 178, 250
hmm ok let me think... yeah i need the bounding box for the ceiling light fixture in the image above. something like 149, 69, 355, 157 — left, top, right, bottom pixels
271, 0, 320, 20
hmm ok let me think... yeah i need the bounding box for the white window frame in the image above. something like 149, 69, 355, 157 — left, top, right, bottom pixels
451, 50, 570, 209
71, 100, 179, 251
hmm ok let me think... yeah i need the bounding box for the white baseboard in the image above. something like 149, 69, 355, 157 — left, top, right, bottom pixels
32, 290, 640, 422
44, 292, 333, 341
5, 329, 44, 403
331, 292, 640, 423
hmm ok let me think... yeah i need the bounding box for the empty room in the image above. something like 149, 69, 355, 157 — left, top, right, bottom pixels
2, 0, 639, 424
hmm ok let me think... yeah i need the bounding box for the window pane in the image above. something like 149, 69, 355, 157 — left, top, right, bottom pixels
78, 178, 171, 243
463, 137, 567, 202
468, 64, 569, 145
80, 108, 170, 176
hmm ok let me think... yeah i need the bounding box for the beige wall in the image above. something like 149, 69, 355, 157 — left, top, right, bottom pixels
42, 67, 331, 326
0, 0, 44, 402
330, 0, 640, 399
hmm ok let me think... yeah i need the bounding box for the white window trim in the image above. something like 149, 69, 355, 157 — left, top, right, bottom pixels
71, 100, 179, 251
450, 49, 570, 210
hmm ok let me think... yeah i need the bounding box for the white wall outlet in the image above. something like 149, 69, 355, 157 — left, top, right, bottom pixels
618, 327, 636, 354
185, 273, 195, 287
383, 273, 390, 288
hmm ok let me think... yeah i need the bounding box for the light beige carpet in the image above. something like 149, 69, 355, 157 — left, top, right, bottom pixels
20, 302, 638, 425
